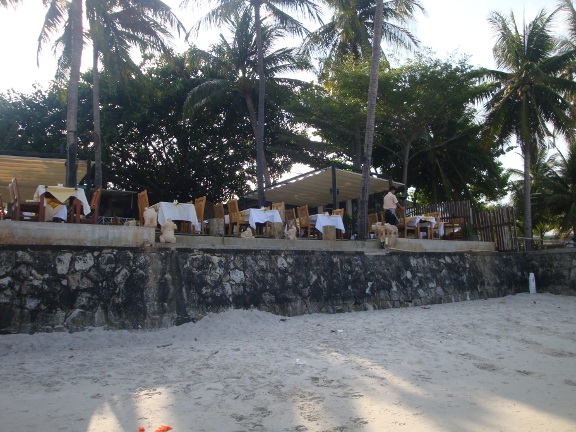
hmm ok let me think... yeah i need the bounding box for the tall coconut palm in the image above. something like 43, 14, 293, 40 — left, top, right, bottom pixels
38, 0, 84, 186
302, 0, 422, 173
302, 0, 422, 71
355, 0, 423, 238
189, 0, 322, 206
40, 0, 183, 188
508, 145, 560, 243
184, 10, 311, 187
85, 0, 184, 188
480, 9, 576, 250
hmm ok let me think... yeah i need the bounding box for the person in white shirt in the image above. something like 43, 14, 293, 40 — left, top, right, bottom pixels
383, 186, 405, 226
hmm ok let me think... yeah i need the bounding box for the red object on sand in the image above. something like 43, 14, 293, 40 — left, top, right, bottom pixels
155, 426, 173, 432
138, 428, 145, 432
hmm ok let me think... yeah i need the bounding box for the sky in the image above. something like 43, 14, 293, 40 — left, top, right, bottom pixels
0, 0, 564, 173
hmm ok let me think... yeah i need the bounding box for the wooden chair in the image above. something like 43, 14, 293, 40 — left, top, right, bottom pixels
297, 205, 313, 238
425, 211, 441, 240
79, 187, 102, 224
285, 208, 298, 232
10, 178, 40, 221
0, 193, 7, 220
444, 217, 465, 240
396, 208, 417, 239
405, 215, 420, 239
368, 213, 379, 238
194, 196, 207, 234
271, 202, 285, 222
137, 190, 150, 227
332, 208, 345, 239
226, 199, 249, 235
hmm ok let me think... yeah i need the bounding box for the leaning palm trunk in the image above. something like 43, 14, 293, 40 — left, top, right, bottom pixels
93, 47, 102, 189
358, 0, 384, 239
65, 0, 83, 187
254, 2, 267, 206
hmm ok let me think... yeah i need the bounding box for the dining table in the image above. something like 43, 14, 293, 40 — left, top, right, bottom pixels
34, 185, 91, 222
154, 201, 199, 229
242, 208, 282, 229
406, 215, 443, 239
311, 213, 346, 234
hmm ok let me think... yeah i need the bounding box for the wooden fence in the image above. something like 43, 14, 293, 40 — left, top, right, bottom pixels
474, 207, 519, 252
407, 201, 519, 251
408, 200, 474, 232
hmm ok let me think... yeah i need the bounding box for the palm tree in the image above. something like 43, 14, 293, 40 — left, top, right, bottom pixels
85, 0, 183, 188
508, 145, 560, 246
40, 0, 183, 188
480, 9, 576, 250
540, 143, 576, 238
355, 0, 423, 238
302, 0, 422, 173
38, 0, 84, 186
558, 0, 576, 51
302, 0, 422, 71
184, 10, 311, 186
189, 0, 322, 206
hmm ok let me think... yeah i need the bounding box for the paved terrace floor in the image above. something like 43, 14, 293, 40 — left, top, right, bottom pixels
1, 220, 496, 253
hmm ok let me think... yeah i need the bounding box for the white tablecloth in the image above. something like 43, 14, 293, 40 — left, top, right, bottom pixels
44, 204, 68, 222
155, 202, 198, 227
244, 208, 282, 229
311, 214, 346, 233
406, 216, 444, 238
34, 185, 91, 215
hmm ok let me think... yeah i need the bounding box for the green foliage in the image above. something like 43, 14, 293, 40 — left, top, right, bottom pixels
100, 54, 255, 202
0, 84, 93, 154
538, 143, 576, 236
292, 53, 509, 207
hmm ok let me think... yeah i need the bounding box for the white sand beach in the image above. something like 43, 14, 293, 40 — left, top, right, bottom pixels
1, 293, 575, 432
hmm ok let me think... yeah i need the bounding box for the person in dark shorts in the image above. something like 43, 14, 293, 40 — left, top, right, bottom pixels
383, 186, 405, 226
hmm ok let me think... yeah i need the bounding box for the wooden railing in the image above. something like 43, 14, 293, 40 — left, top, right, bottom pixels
474, 207, 519, 252
407, 200, 474, 233
406, 201, 520, 250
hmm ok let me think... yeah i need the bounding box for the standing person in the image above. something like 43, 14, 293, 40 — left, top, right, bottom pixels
383, 186, 405, 226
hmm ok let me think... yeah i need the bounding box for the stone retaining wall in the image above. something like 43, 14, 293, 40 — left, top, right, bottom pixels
0, 245, 574, 334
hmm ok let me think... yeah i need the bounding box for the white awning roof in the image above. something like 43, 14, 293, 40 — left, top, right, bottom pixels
245, 167, 403, 207
0, 155, 90, 203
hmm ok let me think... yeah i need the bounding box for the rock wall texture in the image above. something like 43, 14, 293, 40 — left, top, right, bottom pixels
0, 245, 574, 334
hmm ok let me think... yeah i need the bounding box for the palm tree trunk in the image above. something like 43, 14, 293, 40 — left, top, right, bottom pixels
245, 91, 271, 187
253, 1, 266, 206
353, 125, 362, 171
65, 0, 83, 187
358, 0, 384, 239
523, 137, 533, 251
401, 139, 410, 189
93, 47, 102, 189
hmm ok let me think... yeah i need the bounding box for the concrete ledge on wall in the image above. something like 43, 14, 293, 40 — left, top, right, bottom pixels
156, 234, 384, 251
0, 220, 156, 247
388, 237, 496, 253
